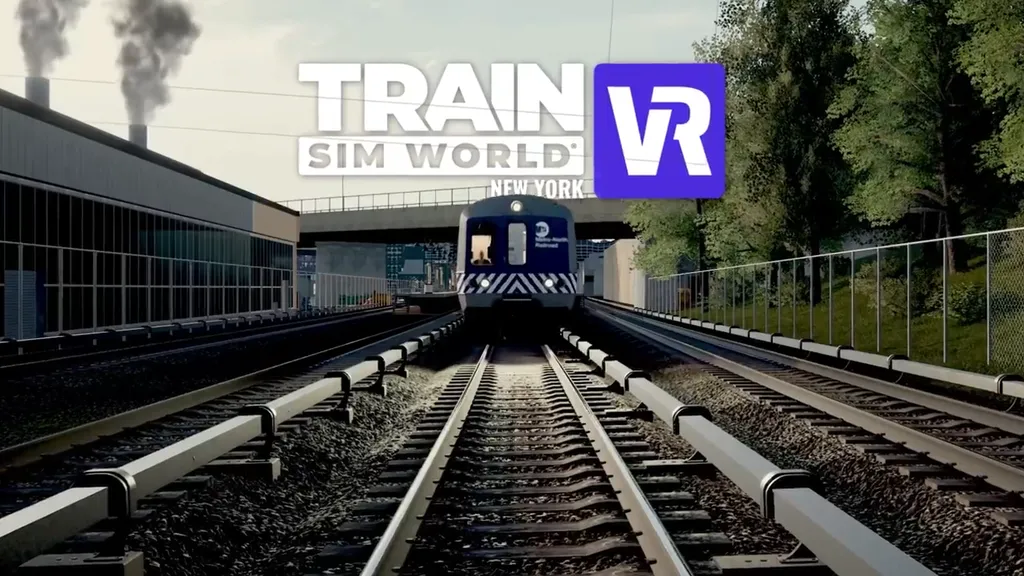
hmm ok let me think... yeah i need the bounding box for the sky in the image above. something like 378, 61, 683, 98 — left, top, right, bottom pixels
0, 0, 727, 209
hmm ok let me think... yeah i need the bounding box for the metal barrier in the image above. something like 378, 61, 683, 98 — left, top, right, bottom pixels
281, 183, 599, 214
0, 306, 398, 359
594, 296, 1024, 400
645, 227, 1024, 376
297, 273, 420, 311
559, 328, 937, 576
0, 314, 463, 570
0, 240, 296, 340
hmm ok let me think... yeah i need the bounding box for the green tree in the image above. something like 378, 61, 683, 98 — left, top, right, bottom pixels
739, 0, 859, 300
950, 0, 1024, 184
830, 0, 996, 270
623, 200, 699, 276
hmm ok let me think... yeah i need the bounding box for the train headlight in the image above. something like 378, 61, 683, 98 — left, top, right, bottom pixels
544, 278, 555, 288
511, 200, 523, 212
480, 278, 491, 288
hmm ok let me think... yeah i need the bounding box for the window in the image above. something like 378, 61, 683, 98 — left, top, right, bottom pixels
507, 223, 527, 265
470, 233, 493, 266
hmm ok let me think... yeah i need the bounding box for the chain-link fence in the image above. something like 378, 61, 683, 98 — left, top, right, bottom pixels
297, 273, 421, 311
646, 227, 1024, 376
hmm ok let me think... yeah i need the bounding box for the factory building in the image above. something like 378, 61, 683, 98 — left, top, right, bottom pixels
0, 79, 299, 339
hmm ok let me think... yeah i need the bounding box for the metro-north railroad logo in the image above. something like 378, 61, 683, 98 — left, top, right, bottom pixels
592, 63, 726, 200
535, 221, 550, 238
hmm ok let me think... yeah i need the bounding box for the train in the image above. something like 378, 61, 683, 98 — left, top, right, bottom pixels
456, 195, 582, 339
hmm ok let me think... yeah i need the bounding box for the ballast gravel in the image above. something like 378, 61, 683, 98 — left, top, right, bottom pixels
125, 358, 465, 576
0, 314, 412, 449
595, 376, 797, 557
641, 361, 1022, 576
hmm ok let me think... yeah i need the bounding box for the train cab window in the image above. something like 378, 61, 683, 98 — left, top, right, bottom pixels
508, 222, 527, 265
470, 225, 494, 266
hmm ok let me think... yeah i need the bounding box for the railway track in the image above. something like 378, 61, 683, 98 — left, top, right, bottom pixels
0, 307, 387, 373
316, 344, 693, 576
313, 342, 932, 576
584, 301, 1024, 525
0, 313, 464, 571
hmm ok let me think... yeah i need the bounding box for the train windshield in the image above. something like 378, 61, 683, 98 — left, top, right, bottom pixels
470, 222, 495, 266
508, 222, 527, 265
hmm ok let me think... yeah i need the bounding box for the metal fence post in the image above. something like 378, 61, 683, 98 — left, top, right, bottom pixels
875, 248, 881, 352
57, 248, 64, 333
93, 251, 98, 329
764, 264, 769, 333
792, 261, 796, 338
850, 255, 855, 348
777, 262, 782, 334
169, 259, 175, 320
742, 268, 747, 329
731, 272, 736, 326
828, 255, 833, 345
906, 244, 911, 357
809, 257, 814, 340
121, 253, 127, 327
942, 239, 948, 363
986, 233, 991, 365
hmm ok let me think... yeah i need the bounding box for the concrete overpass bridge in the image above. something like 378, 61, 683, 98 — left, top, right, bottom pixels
287, 186, 633, 247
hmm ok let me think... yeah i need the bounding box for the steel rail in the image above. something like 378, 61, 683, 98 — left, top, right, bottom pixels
359, 346, 492, 576
592, 307, 1024, 494
0, 312, 442, 472
541, 345, 695, 576
559, 327, 938, 576
0, 314, 463, 570
589, 297, 1024, 400
591, 299, 1024, 436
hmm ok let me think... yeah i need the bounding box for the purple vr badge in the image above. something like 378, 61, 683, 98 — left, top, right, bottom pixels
592, 63, 726, 200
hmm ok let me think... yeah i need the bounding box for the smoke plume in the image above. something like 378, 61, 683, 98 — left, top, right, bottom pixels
17, 0, 89, 77
112, 0, 200, 124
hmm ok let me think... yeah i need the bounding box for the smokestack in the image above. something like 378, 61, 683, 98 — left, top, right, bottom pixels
128, 124, 147, 148
25, 77, 50, 108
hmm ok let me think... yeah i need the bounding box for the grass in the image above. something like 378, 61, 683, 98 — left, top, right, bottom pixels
666, 259, 1024, 377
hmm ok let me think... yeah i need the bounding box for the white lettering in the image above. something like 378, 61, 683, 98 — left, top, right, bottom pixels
486, 179, 590, 197
364, 63, 429, 132
425, 63, 499, 132
299, 61, 590, 178
516, 63, 585, 132
607, 85, 711, 176
298, 63, 361, 132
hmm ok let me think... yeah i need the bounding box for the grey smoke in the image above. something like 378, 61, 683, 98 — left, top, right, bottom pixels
113, 0, 200, 124
17, 0, 89, 77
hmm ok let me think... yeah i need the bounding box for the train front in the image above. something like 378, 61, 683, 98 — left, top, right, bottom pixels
456, 196, 580, 339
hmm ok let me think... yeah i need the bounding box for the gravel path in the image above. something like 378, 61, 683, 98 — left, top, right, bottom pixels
642, 362, 1022, 576
125, 355, 467, 576
0, 314, 413, 449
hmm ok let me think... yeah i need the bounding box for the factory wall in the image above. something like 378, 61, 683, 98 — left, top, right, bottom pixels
581, 252, 604, 297
0, 90, 298, 244
602, 239, 646, 307
315, 242, 387, 278
0, 88, 303, 337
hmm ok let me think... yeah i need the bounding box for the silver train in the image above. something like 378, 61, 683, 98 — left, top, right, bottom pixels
456, 195, 581, 337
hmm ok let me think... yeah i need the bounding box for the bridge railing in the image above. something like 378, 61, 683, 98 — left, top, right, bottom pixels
282, 184, 598, 214
645, 226, 1024, 376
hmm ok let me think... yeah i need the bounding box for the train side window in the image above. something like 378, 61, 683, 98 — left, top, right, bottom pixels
470, 233, 493, 266
508, 222, 527, 265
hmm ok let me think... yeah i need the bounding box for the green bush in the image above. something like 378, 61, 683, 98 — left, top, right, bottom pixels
947, 282, 986, 325
853, 265, 941, 318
